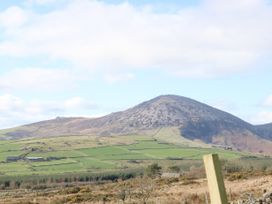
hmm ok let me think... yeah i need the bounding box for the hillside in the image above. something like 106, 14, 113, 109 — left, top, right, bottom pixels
254, 123, 272, 140
1, 95, 272, 153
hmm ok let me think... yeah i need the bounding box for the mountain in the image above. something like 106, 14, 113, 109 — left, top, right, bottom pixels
2, 95, 272, 153
254, 123, 272, 140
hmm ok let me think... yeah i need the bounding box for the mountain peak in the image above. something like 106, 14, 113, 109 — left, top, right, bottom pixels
146, 94, 195, 103
133, 94, 239, 124
3, 94, 272, 154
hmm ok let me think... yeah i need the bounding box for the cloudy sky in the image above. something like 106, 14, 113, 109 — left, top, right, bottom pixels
0, 0, 272, 128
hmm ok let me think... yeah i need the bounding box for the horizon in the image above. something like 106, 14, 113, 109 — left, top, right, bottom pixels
3, 94, 272, 130
1, 0, 272, 128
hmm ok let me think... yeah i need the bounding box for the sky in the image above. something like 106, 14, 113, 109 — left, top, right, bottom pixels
0, 0, 272, 128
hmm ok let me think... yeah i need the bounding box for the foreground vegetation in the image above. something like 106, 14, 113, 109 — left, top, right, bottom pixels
1, 161, 272, 204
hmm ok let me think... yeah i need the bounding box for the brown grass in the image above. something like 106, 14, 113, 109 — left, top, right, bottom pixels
0, 173, 272, 204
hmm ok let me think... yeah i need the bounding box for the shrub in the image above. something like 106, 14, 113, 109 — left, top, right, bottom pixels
223, 162, 243, 173
14, 180, 21, 188
32, 184, 48, 190
63, 186, 81, 194
145, 163, 161, 177
168, 165, 181, 173
227, 172, 247, 181
4, 180, 10, 188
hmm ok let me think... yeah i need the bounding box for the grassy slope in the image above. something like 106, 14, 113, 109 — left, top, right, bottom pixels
152, 127, 211, 147
0, 129, 252, 177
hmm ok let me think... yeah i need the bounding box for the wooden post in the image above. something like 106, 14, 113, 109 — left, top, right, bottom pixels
203, 154, 228, 204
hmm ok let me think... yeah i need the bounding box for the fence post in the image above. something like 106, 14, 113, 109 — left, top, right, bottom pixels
203, 154, 228, 204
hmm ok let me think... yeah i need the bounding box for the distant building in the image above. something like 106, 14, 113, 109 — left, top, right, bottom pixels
6, 156, 20, 162
212, 145, 233, 151
25, 157, 44, 162
224, 146, 233, 151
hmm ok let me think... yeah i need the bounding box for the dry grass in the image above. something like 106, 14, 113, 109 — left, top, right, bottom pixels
0, 172, 272, 204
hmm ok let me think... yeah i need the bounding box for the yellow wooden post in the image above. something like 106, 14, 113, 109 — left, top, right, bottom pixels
203, 154, 228, 204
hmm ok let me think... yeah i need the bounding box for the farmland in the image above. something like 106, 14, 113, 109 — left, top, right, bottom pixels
0, 130, 250, 178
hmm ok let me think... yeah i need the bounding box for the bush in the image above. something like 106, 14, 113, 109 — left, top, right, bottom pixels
227, 172, 247, 181
63, 186, 81, 194
13, 180, 21, 188
145, 163, 161, 177
32, 184, 48, 190
168, 165, 181, 173
223, 162, 243, 173
4, 180, 10, 188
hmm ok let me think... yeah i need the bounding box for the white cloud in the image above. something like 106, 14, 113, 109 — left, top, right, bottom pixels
0, 6, 29, 28
250, 111, 272, 125
0, 42, 29, 57
26, 0, 60, 5
0, 68, 79, 91
105, 73, 135, 83
0, 94, 98, 128
64, 97, 96, 110
0, 94, 24, 112
263, 95, 272, 107
246, 95, 272, 124
0, 0, 272, 77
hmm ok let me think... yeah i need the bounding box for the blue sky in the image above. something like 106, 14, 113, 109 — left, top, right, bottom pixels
0, 0, 272, 128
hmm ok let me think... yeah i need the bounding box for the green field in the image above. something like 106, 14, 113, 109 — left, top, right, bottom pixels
0, 129, 252, 178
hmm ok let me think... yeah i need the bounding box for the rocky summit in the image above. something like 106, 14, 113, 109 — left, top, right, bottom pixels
2, 95, 272, 153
